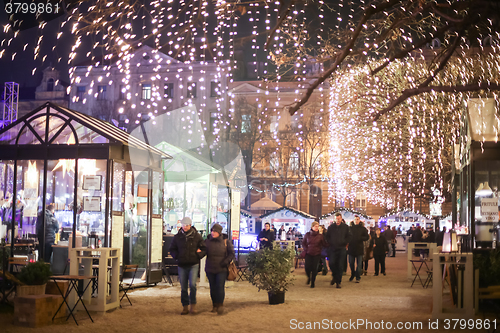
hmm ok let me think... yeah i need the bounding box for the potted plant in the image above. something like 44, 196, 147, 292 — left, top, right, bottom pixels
246, 246, 295, 305
16, 260, 52, 296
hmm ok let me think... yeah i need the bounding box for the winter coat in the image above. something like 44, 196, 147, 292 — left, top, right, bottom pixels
37, 209, 59, 244
348, 224, 369, 256
325, 222, 351, 250
205, 234, 235, 274
302, 229, 327, 256
370, 235, 389, 256
383, 229, 394, 242
258, 229, 275, 249
169, 226, 206, 267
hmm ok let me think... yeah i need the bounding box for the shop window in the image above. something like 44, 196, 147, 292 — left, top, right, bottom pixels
142, 83, 152, 100
76, 86, 85, 102
164, 83, 174, 98
97, 85, 107, 100
187, 82, 197, 98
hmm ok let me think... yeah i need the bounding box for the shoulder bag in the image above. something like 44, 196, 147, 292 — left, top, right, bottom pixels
224, 239, 238, 281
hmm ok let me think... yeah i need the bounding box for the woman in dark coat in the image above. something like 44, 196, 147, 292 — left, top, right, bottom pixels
370, 227, 389, 276
205, 223, 235, 315
302, 221, 327, 288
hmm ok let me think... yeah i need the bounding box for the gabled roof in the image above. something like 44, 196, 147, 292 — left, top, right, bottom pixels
260, 206, 316, 220
230, 82, 267, 94
320, 208, 372, 220
0, 102, 171, 159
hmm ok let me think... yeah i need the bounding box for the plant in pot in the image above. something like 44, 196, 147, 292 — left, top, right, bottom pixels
16, 260, 53, 296
246, 246, 295, 305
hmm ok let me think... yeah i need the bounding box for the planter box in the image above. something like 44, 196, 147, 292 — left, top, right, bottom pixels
268, 291, 285, 305
14, 294, 64, 327
16, 284, 46, 297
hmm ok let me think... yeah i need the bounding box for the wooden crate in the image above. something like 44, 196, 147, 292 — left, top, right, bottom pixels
14, 294, 65, 328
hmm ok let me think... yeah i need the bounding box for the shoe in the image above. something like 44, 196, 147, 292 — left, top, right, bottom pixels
355, 280, 360, 283
330, 278, 335, 285
217, 303, 224, 315
306, 276, 310, 285
181, 305, 189, 315
374, 274, 378, 276
322, 270, 328, 276
211, 304, 218, 313
189, 304, 197, 315
336, 283, 341, 289
383, 273, 386, 276
349, 276, 354, 282
310, 282, 315, 288
364, 272, 367, 276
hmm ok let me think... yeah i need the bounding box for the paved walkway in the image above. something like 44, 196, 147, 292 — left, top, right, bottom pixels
0, 253, 495, 332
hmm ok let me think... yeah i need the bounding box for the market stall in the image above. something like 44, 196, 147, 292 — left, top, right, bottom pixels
378, 210, 434, 233
0, 102, 169, 285
259, 207, 315, 236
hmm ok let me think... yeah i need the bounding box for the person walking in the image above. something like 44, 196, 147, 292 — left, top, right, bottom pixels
371, 227, 389, 276
204, 223, 234, 315
325, 212, 351, 288
362, 222, 372, 276
169, 217, 206, 315
384, 225, 394, 257
348, 216, 369, 283
319, 225, 329, 275
302, 221, 327, 288
258, 222, 275, 249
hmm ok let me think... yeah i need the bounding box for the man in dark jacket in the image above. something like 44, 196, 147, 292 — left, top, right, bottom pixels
169, 217, 206, 315
325, 212, 351, 288
37, 204, 59, 263
348, 215, 369, 283
258, 222, 275, 249
383, 225, 394, 257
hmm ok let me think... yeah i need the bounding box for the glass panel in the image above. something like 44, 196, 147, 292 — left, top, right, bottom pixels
152, 171, 162, 215
112, 162, 125, 212
76, 159, 108, 248
18, 125, 42, 145
71, 120, 109, 144
0, 161, 14, 242
29, 115, 48, 141
47, 116, 68, 143
133, 169, 148, 268
0, 122, 24, 145
474, 160, 500, 246
47, 108, 69, 122
51, 124, 76, 145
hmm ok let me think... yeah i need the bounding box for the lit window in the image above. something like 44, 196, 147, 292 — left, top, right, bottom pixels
210, 81, 219, 97
289, 152, 299, 171
241, 114, 251, 133
270, 152, 279, 171
142, 83, 152, 100
270, 116, 278, 132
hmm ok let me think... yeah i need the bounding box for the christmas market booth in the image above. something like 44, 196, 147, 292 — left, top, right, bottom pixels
0, 102, 170, 285
260, 206, 315, 237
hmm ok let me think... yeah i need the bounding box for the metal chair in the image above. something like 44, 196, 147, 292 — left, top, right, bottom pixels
119, 264, 138, 307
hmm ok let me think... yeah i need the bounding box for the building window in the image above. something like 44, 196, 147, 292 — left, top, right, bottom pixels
210, 112, 220, 134
355, 193, 367, 209
76, 86, 85, 102
97, 85, 106, 100
164, 83, 174, 98
289, 151, 299, 171
47, 78, 54, 92
210, 81, 219, 97
270, 116, 278, 132
187, 82, 197, 98
142, 83, 152, 100
119, 85, 125, 100
269, 152, 279, 171
241, 114, 251, 133
291, 114, 300, 129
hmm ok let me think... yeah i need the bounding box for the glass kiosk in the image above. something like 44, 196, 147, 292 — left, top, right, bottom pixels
0, 102, 169, 285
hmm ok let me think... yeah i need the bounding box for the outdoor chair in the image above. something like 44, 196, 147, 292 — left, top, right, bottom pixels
119, 264, 138, 307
